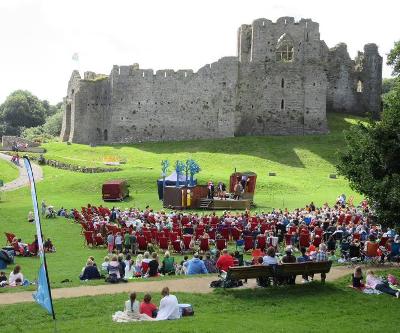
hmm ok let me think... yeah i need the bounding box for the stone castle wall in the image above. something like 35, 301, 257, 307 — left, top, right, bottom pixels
60, 17, 382, 145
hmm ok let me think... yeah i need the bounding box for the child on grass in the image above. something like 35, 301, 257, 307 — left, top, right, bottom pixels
352, 266, 364, 289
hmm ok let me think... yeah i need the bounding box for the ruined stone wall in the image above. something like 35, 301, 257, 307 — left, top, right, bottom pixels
326, 43, 382, 118
236, 17, 328, 136
60, 17, 382, 145
107, 57, 237, 143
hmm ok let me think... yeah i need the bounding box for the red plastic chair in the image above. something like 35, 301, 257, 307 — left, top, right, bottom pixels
137, 235, 148, 251
285, 234, 292, 246
379, 237, 388, 247
159, 237, 169, 250
83, 231, 94, 247
216, 239, 226, 251
208, 229, 216, 240
183, 235, 192, 250
352, 233, 361, 242
195, 228, 204, 240
256, 235, 267, 252
221, 228, 229, 241
200, 238, 209, 252
244, 236, 254, 252
94, 235, 105, 246
172, 240, 182, 253
299, 234, 310, 248
169, 232, 178, 242
231, 228, 241, 241
5, 232, 16, 245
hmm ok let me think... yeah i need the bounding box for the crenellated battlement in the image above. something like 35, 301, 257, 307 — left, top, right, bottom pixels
61, 17, 382, 145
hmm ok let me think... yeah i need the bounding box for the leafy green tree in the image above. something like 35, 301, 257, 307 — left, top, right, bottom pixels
387, 41, 400, 76
337, 41, 400, 227
382, 77, 398, 94
0, 90, 46, 134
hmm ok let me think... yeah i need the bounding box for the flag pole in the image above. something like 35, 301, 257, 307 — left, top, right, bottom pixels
23, 156, 56, 321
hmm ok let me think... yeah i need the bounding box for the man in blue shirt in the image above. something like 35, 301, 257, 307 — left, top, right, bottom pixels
187, 253, 208, 275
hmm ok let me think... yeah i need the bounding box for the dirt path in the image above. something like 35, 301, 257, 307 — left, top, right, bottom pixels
0, 153, 43, 191
0, 266, 359, 305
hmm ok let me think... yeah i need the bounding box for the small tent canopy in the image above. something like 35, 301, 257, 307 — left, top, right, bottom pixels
157, 171, 197, 200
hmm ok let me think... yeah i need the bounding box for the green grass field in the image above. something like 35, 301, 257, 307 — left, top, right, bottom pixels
1, 270, 400, 333
0, 113, 366, 290
0, 158, 19, 184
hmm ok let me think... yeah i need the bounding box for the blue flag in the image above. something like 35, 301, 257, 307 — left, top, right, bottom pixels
23, 157, 55, 319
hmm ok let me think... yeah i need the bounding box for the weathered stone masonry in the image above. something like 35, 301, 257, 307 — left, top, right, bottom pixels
61, 17, 382, 145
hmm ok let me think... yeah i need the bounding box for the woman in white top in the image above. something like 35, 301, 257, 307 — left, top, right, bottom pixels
112, 292, 154, 322
262, 247, 278, 266
156, 287, 180, 320
9, 265, 24, 287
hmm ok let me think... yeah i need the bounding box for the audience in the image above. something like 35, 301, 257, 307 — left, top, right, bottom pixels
140, 293, 158, 318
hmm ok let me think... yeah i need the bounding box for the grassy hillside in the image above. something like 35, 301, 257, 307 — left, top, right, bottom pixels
0, 112, 365, 289
0, 158, 19, 184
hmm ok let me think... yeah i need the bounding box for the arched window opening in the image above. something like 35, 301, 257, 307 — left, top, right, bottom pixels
103, 129, 108, 141
357, 80, 363, 93
281, 99, 285, 110
276, 33, 294, 62
281, 78, 285, 88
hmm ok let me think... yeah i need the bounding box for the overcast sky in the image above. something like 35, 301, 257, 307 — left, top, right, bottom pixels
0, 0, 398, 104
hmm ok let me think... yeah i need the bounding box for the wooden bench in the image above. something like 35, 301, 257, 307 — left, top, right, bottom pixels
226, 261, 332, 284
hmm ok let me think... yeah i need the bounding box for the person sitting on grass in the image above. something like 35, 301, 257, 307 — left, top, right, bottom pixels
44, 238, 55, 252
216, 249, 235, 273
112, 291, 155, 322
9, 265, 25, 287
80, 259, 101, 280
101, 256, 110, 273
140, 293, 158, 318
146, 252, 159, 277
107, 255, 121, 283
118, 254, 126, 279
203, 253, 218, 273
352, 266, 364, 289
366, 270, 400, 298
187, 253, 208, 275
156, 287, 180, 320
315, 243, 328, 262
160, 251, 175, 275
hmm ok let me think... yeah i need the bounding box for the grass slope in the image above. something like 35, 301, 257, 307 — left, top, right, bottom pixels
0, 159, 19, 184
0, 113, 365, 290
1, 271, 400, 332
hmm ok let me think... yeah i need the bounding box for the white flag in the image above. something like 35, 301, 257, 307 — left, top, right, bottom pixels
72, 52, 79, 62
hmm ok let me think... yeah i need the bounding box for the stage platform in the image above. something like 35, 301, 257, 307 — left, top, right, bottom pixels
199, 197, 251, 210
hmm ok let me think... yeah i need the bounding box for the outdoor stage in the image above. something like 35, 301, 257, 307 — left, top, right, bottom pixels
198, 197, 252, 210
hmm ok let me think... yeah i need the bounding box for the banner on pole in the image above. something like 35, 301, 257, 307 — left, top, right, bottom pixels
23, 157, 55, 319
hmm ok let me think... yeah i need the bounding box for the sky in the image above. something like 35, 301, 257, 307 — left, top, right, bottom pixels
0, 0, 398, 104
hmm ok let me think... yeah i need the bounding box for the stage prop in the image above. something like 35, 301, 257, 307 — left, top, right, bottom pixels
229, 171, 257, 199
157, 172, 197, 200
163, 185, 207, 209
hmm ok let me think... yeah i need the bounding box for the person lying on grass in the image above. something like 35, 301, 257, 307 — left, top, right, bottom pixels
112, 291, 155, 322
366, 270, 400, 298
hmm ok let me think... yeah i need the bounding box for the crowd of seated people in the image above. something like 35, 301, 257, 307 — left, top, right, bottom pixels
73, 197, 399, 267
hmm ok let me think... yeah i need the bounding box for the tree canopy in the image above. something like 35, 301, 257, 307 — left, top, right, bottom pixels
0, 90, 62, 140
337, 40, 400, 227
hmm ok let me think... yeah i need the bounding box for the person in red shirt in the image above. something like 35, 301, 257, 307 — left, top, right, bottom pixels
216, 249, 234, 272
139, 293, 158, 318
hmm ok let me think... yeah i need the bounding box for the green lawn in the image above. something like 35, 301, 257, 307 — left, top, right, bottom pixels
0, 113, 366, 291
0, 158, 19, 184
1, 270, 399, 332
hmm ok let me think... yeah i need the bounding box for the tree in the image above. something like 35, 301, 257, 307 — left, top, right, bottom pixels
0, 90, 46, 135
387, 41, 400, 76
337, 41, 400, 227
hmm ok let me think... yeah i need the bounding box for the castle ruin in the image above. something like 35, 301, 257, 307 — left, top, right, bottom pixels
61, 17, 382, 145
